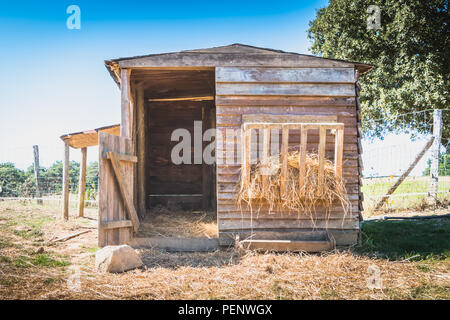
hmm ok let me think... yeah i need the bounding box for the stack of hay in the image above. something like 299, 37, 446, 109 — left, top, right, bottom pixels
237, 151, 350, 217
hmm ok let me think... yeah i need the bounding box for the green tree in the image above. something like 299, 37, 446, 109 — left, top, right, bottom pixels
36, 161, 80, 194
308, 0, 449, 144
423, 151, 450, 176
0, 163, 26, 197
86, 161, 99, 199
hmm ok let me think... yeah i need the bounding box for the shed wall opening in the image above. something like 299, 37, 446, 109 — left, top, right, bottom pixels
135, 69, 217, 214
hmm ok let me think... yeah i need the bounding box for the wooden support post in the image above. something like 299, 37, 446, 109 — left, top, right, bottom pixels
33, 145, 42, 204
136, 85, 146, 218
243, 127, 251, 189
429, 109, 442, 204
78, 147, 87, 218
211, 107, 217, 211
120, 69, 132, 139
280, 127, 289, 197
299, 126, 307, 190
202, 103, 212, 211
62, 141, 70, 221
262, 128, 270, 190
318, 126, 327, 194
334, 128, 344, 179
375, 137, 435, 210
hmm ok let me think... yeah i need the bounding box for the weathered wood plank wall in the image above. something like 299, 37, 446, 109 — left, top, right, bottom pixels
215, 67, 360, 246
146, 100, 215, 210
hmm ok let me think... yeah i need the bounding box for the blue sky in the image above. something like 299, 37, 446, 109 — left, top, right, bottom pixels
0, 0, 433, 176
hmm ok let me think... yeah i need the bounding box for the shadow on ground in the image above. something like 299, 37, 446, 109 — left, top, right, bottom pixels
355, 218, 450, 260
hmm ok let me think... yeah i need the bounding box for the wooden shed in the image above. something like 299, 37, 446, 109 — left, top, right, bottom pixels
96, 44, 372, 250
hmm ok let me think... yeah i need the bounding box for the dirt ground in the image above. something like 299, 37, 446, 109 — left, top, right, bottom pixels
0, 200, 448, 300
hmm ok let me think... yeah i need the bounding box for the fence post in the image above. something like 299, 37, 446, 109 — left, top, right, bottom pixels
62, 141, 70, 220
78, 147, 87, 218
428, 109, 442, 205
33, 145, 42, 204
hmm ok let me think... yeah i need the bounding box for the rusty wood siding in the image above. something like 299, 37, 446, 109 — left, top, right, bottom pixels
215, 67, 360, 245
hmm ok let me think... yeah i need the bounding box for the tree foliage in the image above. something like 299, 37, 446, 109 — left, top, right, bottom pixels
0, 161, 98, 198
308, 0, 449, 144
423, 151, 450, 176
0, 163, 26, 197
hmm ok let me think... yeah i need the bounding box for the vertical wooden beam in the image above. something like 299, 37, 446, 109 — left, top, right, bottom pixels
262, 128, 270, 190
318, 126, 327, 195
62, 141, 70, 221
33, 145, 42, 204
202, 103, 211, 211
334, 128, 344, 180
299, 125, 307, 189
243, 126, 251, 189
78, 147, 87, 218
136, 85, 146, 218
210, 106, 217, 211
120, 68, 132, 139
429, 109, 442, 204
280, 127, 289, 197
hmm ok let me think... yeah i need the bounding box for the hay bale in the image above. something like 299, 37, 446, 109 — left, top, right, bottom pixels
236, 151, 350, 218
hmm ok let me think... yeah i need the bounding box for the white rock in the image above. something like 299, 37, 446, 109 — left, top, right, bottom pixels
95, 245, 143, 273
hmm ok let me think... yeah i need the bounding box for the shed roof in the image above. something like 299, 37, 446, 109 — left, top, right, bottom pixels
105, 43, 374, 85
60, 124, 120, 149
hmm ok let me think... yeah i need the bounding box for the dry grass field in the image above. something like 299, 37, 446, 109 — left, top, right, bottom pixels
0, 201, 448, 300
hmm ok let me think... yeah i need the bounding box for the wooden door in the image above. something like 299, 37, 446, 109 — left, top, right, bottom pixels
98, 132, 140, 247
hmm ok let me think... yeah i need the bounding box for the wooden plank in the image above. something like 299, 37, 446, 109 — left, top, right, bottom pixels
62, 140, 70, 221
335, 128, 344, 179
219, 229, 358, 247
108, 151, 140, 232
102, 152, 138, 163
242, 114, 337, 124
318, 126, 326, 194
217, 204, 359, 215
52, 230, 91, 243
243, 127, 251, 189
216, 96, 356, 107
148, 96, 214, 102
78, 147, 87, 218
218, 217, 359, 231
120, 69, 132, 139
118, 52, 357, 69
239, 239, 334, 252
218, 211, 353, 220
216, 67, 355, 83
280, 127, 289, 197
136, 85, 146, 218
299, 126, 307, 189
202, 103, 211, 210
100, 220, 133, 230
216, 106, 356, 117
33, 145, 42, 204
262, 128, 270, 190
216, 83, 355, 97
130, 237, 219, 252
244, 123, 344, 130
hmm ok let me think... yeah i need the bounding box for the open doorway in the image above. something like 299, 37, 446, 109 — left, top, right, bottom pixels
133, 68, 217, 238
